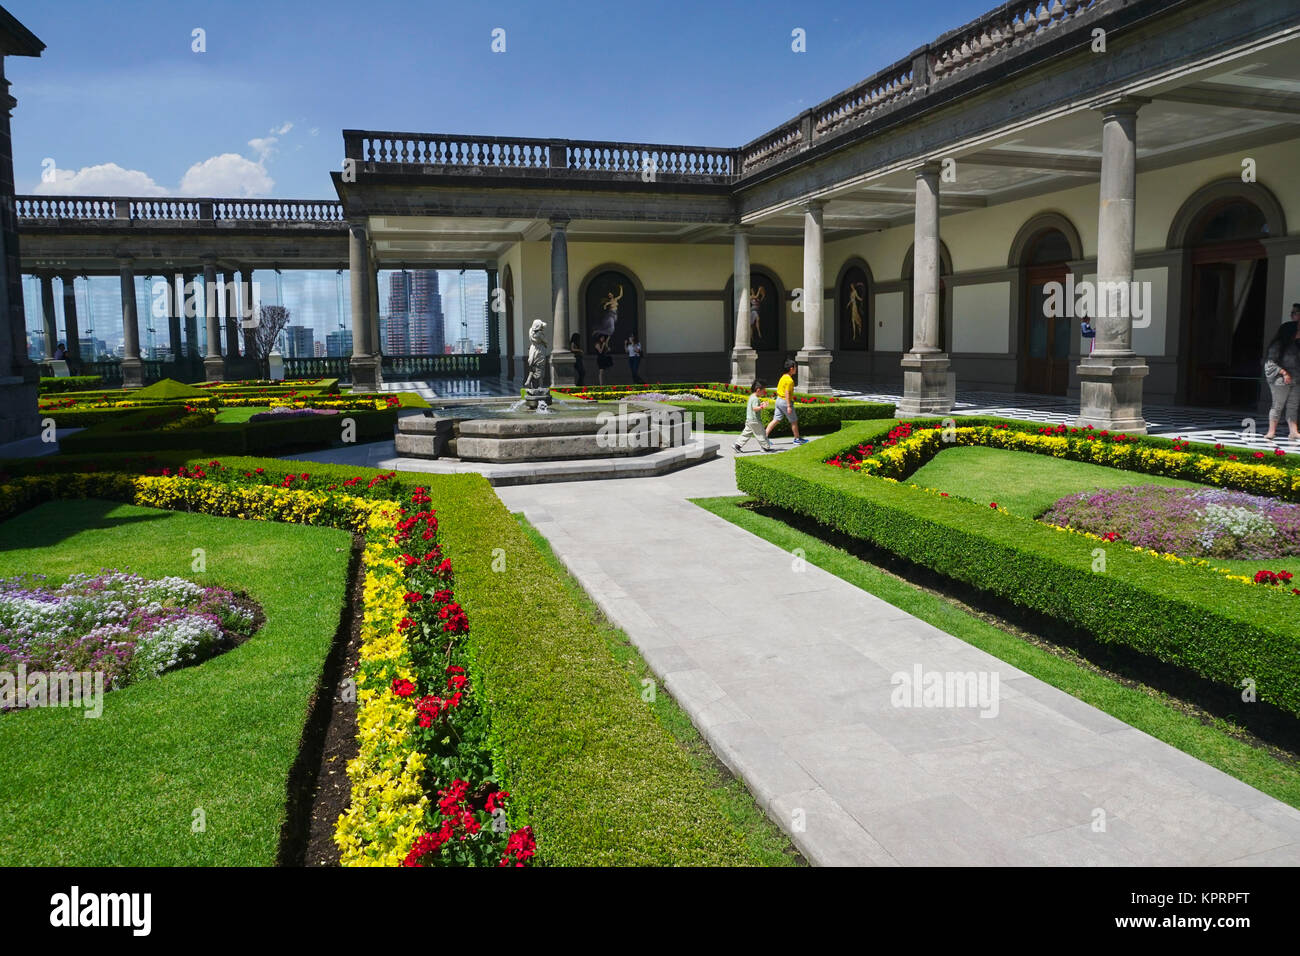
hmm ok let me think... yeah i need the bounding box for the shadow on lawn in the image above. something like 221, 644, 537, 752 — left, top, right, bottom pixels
747, 500, 1300, 765
0, 498, 173, 553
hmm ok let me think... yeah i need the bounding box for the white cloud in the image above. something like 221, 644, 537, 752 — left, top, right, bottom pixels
309, 127, 319, 137
271, 121, 293, 136
247, 136, 278, 161
178, 153, 274, 197
32, 162, 168, 196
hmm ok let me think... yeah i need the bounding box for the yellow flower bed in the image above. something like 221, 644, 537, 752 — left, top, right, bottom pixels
843, 424, 1300, 501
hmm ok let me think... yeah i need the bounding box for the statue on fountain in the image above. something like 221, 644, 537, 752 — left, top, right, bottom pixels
523, 319, 551, 409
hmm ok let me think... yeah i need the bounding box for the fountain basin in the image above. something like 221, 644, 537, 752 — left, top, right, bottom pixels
394, 398, 697, 463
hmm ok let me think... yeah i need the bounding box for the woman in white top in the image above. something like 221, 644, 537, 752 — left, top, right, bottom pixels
626, 334, 644, 384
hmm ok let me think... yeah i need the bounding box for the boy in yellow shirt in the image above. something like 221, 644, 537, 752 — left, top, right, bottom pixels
765, 360, 807, 445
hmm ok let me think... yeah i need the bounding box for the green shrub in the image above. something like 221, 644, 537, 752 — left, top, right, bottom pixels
736, 419, 1300, 718
132, 378, 211, 401
60, 408, 396, 455
550, 383, 892, 432
39, 375, 102, 394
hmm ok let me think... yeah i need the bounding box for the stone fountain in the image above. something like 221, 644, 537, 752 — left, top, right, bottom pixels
393, 320, 714, 476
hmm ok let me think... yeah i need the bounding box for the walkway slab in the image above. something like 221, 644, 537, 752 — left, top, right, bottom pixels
487, 437, 1300, 866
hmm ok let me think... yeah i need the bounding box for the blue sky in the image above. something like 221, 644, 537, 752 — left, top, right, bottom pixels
8, 0, 996, 199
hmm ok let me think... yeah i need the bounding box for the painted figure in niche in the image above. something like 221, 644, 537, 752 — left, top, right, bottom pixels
847, 281, 866, 342
593, 284, 624, 346
749, 286, 767, 343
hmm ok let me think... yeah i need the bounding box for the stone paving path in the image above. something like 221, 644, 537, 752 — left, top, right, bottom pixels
485, 436, 1300, 866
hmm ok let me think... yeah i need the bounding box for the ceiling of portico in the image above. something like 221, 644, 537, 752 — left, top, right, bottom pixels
366, 213, 808, 261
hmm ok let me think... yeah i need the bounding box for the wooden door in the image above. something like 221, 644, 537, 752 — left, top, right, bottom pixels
1022, 264, 1070, 395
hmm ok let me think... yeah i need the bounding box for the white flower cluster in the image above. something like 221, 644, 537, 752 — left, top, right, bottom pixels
130, 615, 226, 679
1198, 503, 1277, 551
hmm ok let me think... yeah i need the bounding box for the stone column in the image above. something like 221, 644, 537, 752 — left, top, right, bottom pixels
729, 225, 756, 386
348, 220, 380, 389
119, 257, 144, 388
0, 54, 41, 444
486, 266, 500, 364
201, 256, 224, 381
183, 270, 200, 363
897, 161, 954, 415
222, 270, 240, 358
796, 201, 833, 393
60, 274, 79, 370
239, 266, 254, 359
548, 216, 575, 385
369, 259, 382, 359
1076, 98, 1149, 433
163, 272, 182, 365
38, 272, 56, 360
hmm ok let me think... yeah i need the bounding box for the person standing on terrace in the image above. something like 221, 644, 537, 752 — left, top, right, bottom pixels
1263, 308, 1300, 442
766, 359, 807, 445
594, 333, 612, 386
626, 333, 644, 384
569, 333, 585, 387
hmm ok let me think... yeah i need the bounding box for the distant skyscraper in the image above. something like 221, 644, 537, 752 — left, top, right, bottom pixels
284, 325, 315, 358
385, 270, 445, 355
326, 329, 353, 357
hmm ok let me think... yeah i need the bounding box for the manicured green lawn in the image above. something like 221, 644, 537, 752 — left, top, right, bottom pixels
0, 499, 351, 866
215, 406, 268, 423
908, 445, 1204, 515
694, 494, 1300, 812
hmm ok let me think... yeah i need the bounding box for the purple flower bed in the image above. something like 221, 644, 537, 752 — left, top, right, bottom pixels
1041, 485, 1300, 559
248, 407, 340, 423
0, 571, 259, 696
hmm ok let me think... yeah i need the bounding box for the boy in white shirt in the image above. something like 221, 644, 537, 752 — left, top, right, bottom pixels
734, 380, 775, 453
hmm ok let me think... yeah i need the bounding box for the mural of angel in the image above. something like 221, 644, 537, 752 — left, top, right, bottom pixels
592, 284, 624, 344
847, 281, 866, 342
749, 286, 767, 343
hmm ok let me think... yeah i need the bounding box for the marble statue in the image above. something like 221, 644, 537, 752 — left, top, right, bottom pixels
524, 319, 550, 390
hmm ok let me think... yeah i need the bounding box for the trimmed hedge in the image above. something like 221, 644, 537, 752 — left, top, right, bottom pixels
552, 383, 893, 433
60, 408, 397, 455
736, 419, 1300, 718
193, 378, 341, 396
39, 375, 102, 394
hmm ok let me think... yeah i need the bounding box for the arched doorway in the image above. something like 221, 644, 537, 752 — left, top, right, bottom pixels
902, 242, 952, 354
1181, 198, 1271, 407
836, 258, 871, 351
1018, 227, 1075, 395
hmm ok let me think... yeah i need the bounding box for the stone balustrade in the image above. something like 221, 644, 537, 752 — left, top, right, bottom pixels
344, 129, 736, 182
17, 195, 344, 225
738, 0, 1107, 175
